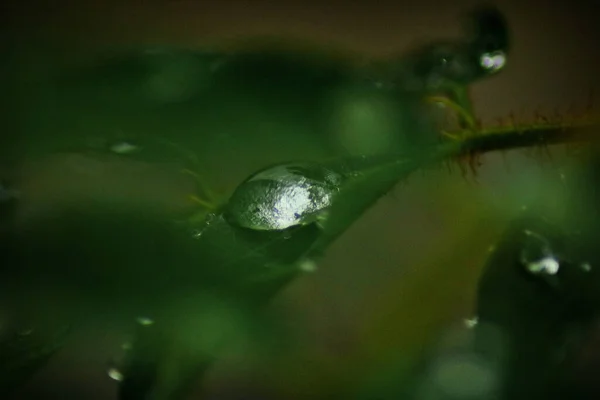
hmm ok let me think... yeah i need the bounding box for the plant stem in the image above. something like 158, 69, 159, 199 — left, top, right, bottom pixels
457, 121, 598, 155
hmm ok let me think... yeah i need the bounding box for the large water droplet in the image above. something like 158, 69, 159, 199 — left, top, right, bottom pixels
224, 162, 342, 231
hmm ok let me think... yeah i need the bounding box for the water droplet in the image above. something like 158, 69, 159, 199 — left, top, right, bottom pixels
224, 162, 342, 231
581, 262, 592, 272
107, 366, 124, 382
110, 142, 139, 155
464, 316, 479, 329
136, 316, 154, 326
520, 230, 560, 276
191, 229, 203, 239
298, 259, 318, 273
526, 256, 559, 275
479, 50, 506, 72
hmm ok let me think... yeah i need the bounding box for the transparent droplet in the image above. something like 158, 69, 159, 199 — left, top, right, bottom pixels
298, 259, 318, 273
136, 316, 154, 326
581, 262, 592, 272
224, 162, 342, 231
107, 366, 124, 382
479, 50, 506, 72
520, 230, 560, 276
191, 229, 203, 239
110, 142, 139, 155
526, 256, 560, 275
464, 316, 479, 329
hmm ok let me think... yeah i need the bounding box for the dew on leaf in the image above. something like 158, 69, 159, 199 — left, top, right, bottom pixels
298, 258, 318, 273
581, 262, 592, 272
464, 316, 479, 329
136, 316, 154, 326
224, 162, 342, 231
479, 50, 506, 72
110, 142, 139, 155
107, 366, 124, 382
520, 230, 560, 276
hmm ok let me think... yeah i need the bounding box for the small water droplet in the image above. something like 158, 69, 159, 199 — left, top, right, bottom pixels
527, 256, 560, 275
110, 142, 139, 155
190, 213, 217, 239
136, 317, 154, 326
464, 316, 479, 329
581, 262, 592, 272
520, 230, 560, 276
479, 50, 506, 72
298, 259, 318, 273
107, 367, 124, 381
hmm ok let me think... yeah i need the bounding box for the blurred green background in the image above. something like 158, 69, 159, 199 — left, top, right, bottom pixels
1, 0, 599, 398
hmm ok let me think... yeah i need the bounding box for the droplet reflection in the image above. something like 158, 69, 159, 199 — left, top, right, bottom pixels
225, 163, 342, 231
464, 316, 479, 329
107, 367, 124, 382
520, 230, 560, 276
136, 316, 154, 326
298, 259, 318, 273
